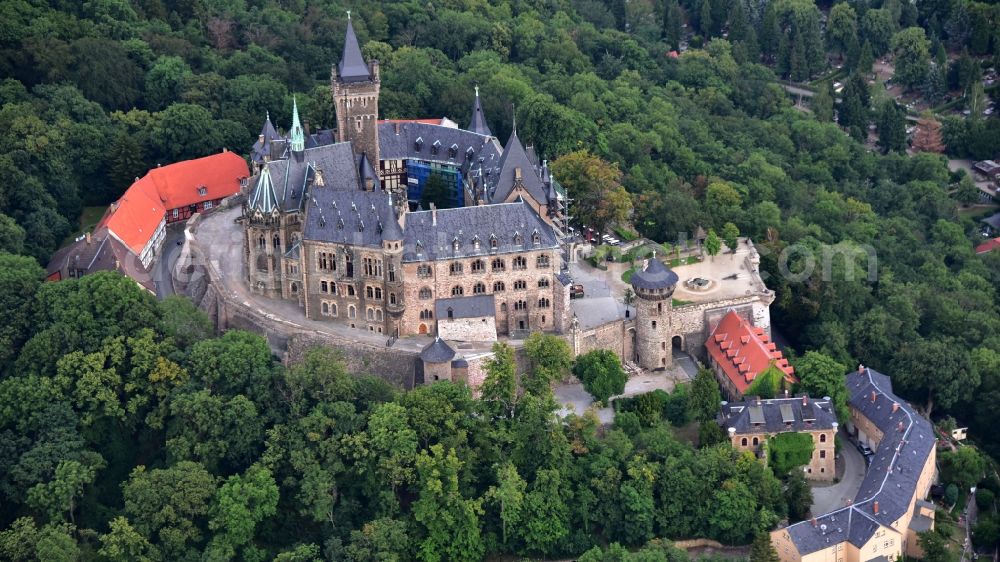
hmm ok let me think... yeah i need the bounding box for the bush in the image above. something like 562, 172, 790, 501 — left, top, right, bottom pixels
633, 390, 668, 426
769, 432, 815, 475
945, 483, 959, 506
614, 410, 642, 436
613, 227, 638, 241
573, 349, 628, 406
977, 489, 996, 511
663, 384, 690, 426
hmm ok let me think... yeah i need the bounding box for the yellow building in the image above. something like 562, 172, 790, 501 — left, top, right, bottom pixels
771, 367, 938, 562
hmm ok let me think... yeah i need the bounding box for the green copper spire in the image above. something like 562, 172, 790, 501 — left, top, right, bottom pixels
290, 96, 304, 152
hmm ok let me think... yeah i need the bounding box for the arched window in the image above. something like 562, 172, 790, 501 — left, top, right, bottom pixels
500, 302, 508, 312
741, 437, 748, 447
321, 281, 329, 293
514, 233, 523, 245
420, 309, 433, 320
473, 282, 486, 294
532, 231, 541, 245
514, 300, 527, 311
513, 280, 526, 290
258, 234, 266, 249
366, 308, 374, 321
389, 293, 396, 305
366, 286, 374, 298
451, 285, 464, 296
290, 282, 298, 293
492, 258, 505, 271
489, 235, 498, 249
537, 297, 550, 308
419, 287, 432, 299
322, 302, 329, 314
330, 303, 337, 316
256, 254, 269, 271
273, 234, 280, 248
447, 307, 454, 319
376, 309, 383, 321
512, 256, 527, 270
493, 281, 505, 292
537, 254, 550, 268
449, 262, 463, 275
538, 277, 550, 288
349, 305, 356, 319
752, 437, 759, 446
471, 259, 485, 273
820, 434, 827, 443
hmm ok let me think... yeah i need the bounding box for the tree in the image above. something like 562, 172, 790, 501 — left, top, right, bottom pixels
750, 531, 780, 562
0, 253, 43, 368
939, 447, 986, 491
785, 470, 813, 522
704, 229, 721, 258
486, 462, 526, 548
827, 4, 859, 61
145, 56, 191, 111
968, 82, 987, 120
412, 445, 484, 562
573, 349, 628, 406
364, 402, 419, 502
206, 464, 279, 559
523, 333, 573, 395
919, 530, 957, 562
0, 213, 26, 254
812, 83, 834, 122
912, 114, 946, 153
876, 99, 907, 154
861, 9, 895, 56
26, 459, 103, 525
520, 468, 571, 555
418, 172, 456, 210
346, 518, 410, 562
480, 342, 519, 420
688, 368, 722, 423
98, 517, 157, 562
793, 352, 849, 421
891, 337, 978, 415
551, 150, 631, 238
923, 63, 948, 105
856, 40, 875, 75
721, 222, 740, 253
891, 27, 931, 90
663, 0, 683, 49
0, 517, 79, 562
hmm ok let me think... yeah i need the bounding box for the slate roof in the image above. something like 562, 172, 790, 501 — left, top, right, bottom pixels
720, 396, 836, 434
981, 214, 1000, 231
377, 121, 497, 168
251, 113, 281, 164
303, 180, 401, 248
338, 18, 371, 83
402, 200, 559, 262
46, 227, 154, 291
571, 297, 626, 330
435, 294, 496, 319
420, 337, 456, 363
467, 88, 493, 137
259, 142, 359, 213
247, 165, 279, 214
630, 258, 678, 290
781, 367, 937, 556
706, 310, 795, 395
487, 131, 549, 205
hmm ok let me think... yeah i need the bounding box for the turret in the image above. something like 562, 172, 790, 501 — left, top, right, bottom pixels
631, 255, 679, 370
332, 13, 381, 166
467, 85, 493, 137
290, 97, 305, 153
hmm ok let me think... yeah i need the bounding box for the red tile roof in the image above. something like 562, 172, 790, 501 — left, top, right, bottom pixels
96, 151, 248, 255
139, 151, 248, 211
976, 237, 1000, 254
706, 310, 796, 396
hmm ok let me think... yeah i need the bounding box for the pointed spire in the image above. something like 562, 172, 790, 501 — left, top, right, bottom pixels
290, 97, 304, 152
338, 15, 371, 83
511, 103, 517, 136
248, 165, 279, 213
467, 85, 493, 137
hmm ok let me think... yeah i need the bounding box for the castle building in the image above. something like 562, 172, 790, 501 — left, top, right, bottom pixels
719, 395, 838, 481
771, 367, 937, 562
706, 310, 797, 400
241, 17, 569, 340
629, 257, 679, 370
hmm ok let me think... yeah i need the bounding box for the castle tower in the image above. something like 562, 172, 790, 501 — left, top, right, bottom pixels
244, 166, 284, 299
380, 190, 405, 336
289, 97, 305, 153
630, 256, 678, 370
331, 13, 380, 168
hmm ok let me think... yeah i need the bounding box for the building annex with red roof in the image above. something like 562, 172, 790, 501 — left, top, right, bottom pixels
705, 309, 796, 400
976, 236, 1000, 255
47, 150, 248, 290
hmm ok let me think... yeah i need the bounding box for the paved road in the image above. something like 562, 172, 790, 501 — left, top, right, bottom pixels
674, 350, 698, 380
154, 224, 185, 298
810, 429, 867, 516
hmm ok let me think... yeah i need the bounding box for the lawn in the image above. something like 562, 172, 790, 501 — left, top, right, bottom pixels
958, 205, 998, 220
669, 256, 700, 267
61, 205, 106, 246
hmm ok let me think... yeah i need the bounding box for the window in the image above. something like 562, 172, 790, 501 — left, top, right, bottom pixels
500, 302, 507, 312
513, 280, 526, 290
473, 282, 486, 294
417, 264, 432, 278
366, 286, 374, 299
752, 437, 759, 446
367, 308, 374, 321
741, 437, 748, 447
820, 450, 827, 459
652, 320, 657, 329
447, 307, 454, 319
389, 293, 396, 305
452, 238, 460, 252
471, 259, 485, 273
514, 233, 523, 245
363, 257, 383, 277
419, 287, 432, 299
172, 208, 179, 218
489, 235, 498, 249
492, 258, 505, 272
420, 309, 433, 320
513, 256, 527, 270
820, 433, 827, 443
493, 281, 505, 292
272, 234, 280, 248
345, 253, 353, 277
472, 236, 480, 250
449, 262, 463, 275
347, 285, 356, 296
376, 309, 383, 321
538, 277, 550, 288
258, 235, 266, 249
388, 264, 396, 282
318, 251, 336, 271
321, 281, 329, 293
204, 200, 213, 210
538, 297, 550, 308
198, 186, 207, 196
322, 302, 328, 315
514, 300, 527, 311
537, 254, 550, 268
432, 140, 441, 155
451, 285, 464, 296
348, 305, 356, 319
532, 231, 541, 245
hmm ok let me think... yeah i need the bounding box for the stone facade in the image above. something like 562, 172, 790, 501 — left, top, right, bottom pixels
729, 426, 836, 481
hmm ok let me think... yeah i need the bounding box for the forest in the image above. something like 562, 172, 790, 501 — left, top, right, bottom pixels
1, 0, 1000, 560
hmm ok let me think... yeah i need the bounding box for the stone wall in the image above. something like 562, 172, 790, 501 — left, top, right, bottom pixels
437, 315, 497, 342
571, 319, 626, 359
285, 333, 416, 389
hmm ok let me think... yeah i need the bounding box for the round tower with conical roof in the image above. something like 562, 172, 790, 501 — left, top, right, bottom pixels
631, 255, 679, 370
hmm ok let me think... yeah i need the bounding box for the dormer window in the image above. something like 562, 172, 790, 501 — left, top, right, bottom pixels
198, 186, 207, 196
414, 137, 423, 151
489, 235, 498, 249
466, 147, 475, 159
452, 238, 460, 251
415, 240, 423, 253
449, 143, 458, 158
472, 235, 480, 250
358, 220, 365, 232
532, 230, 541, 245
432, 140, 441, 155
514, 232, 523, 245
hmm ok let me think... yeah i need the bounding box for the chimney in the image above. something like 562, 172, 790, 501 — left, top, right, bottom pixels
892, 402, 899, 413
898, 421, 904, 432
873, 501, 879, 514
802, 395, 808, 406
871, 391, 877, 403
514, 167, 522, 181
811, 518, 818, 527
858, 364, 865, 373
85, 231, 91, 244
259, 133, 265, 143
430, 203, 437, 226
222, 147, 228, 153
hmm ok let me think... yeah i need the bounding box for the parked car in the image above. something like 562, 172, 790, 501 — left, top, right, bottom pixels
857, 442, 874, 457
570, 284, 585, 299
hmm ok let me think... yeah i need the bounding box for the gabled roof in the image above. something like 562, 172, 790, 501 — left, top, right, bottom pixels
706, 310, 795, 395
720, 395, 837, 435
251, 113, 281, 164
97, 181, 166, 255
136, 151, 249, 212
435, 295, 496, 319
338, 17, 371, 83
976, 237, 1000, 254
377, 121, 496, 168
488, 130, 549, 206
467, 87, 492, 137
247, 166, 279, 214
